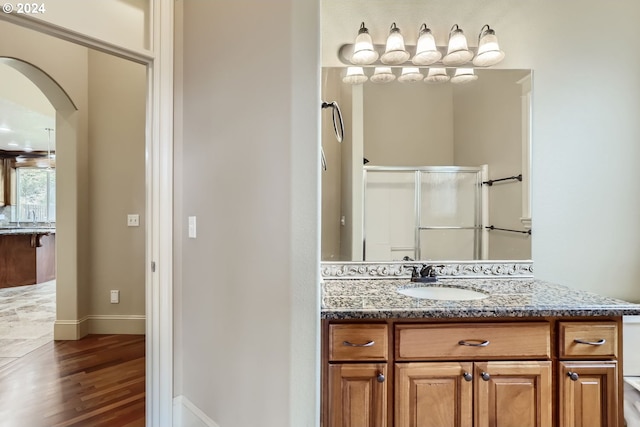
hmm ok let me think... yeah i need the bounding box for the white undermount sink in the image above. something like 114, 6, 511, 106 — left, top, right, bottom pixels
398, 285, 489, 301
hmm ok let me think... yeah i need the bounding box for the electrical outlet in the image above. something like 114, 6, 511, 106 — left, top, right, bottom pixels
127, 214, 139, 227
110, 290, 120, 304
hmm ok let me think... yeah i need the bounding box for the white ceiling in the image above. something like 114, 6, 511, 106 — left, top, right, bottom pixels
0, 63, 56, 153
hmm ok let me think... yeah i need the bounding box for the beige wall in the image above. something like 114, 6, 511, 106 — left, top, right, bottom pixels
364, 83, 454, 166
455, 70, 531, 260
29, 0, 150, 51
87, 50, 146, 330
177, 0, 319, 425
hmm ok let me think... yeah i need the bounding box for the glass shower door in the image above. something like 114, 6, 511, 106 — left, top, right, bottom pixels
363, 170, 416, 261
418, 169, 482, 260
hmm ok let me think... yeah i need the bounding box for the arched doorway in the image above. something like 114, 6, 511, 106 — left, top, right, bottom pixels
0, 57, 79, 342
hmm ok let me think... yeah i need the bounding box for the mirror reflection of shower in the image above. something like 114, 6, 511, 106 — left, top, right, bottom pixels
321, 100, 344, 170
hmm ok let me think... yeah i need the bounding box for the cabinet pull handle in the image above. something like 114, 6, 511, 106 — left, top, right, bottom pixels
458, 339, 490, 347
376, 372, 385, 383
573, 338, 606, 346
463, 372, 473, 382
481, 372, 491, 381
567, 371, 579, 381
343, 340, 375, 347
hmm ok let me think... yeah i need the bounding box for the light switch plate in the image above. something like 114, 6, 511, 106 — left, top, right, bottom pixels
127, 214, 140, 227
188, 216, 197, 238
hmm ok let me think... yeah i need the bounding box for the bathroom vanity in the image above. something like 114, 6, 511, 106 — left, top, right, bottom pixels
320, 263, 640, 427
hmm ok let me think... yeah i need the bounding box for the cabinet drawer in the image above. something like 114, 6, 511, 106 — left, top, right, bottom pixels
396, 322, 551, 360
559, 321, 618, 359
329, 324, 388, 361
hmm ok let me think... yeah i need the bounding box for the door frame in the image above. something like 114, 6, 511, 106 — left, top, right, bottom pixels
0, 5, 175, 426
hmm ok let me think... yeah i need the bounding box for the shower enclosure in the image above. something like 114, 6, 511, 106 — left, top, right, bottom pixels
363, 165, 488, 261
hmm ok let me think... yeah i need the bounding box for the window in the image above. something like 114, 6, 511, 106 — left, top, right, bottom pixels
16, 167, 56, 223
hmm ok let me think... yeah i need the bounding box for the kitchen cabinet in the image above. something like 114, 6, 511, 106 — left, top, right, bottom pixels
0, 158, 4, 206
0, 232, 56, 288
322, 319, 623, 427
0, 158, 12, 206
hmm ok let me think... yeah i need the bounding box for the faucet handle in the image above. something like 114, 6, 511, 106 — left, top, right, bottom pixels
420, 264, 434, 277
403, 265, 420, 279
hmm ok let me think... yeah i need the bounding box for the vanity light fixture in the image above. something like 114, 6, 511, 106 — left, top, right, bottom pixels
424, 67, 450, 83
442, 24, 474, 66
412, 23, 442, 66
473, 24, 505, 67
342, 66, 368, 84
380, 23, 410, 65
397, 67, 423, 83
350, 22, 379, 65
450, 68, 478, 84
370, 67, 396, 83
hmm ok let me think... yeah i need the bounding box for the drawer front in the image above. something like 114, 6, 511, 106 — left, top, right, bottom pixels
559, 321, 618, 359
396, 322, 551, 361
329, 324, 388, 361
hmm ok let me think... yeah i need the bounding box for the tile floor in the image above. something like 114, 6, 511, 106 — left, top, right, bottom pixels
0, 280, 55, 368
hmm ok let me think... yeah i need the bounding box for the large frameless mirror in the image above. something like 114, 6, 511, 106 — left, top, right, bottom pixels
321, 67, 532, 262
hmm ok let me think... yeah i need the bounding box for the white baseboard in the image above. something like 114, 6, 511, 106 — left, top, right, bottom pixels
54, 319, 84, 340
174, 395, 220, 427
54, 315, 145, 339
85, 315, 145, 334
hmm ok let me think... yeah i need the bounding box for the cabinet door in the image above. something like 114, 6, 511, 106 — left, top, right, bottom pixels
328, 363, 387, 427
559, 361, 618, 427
395, 362, 473, 427
474, 361, 552, 427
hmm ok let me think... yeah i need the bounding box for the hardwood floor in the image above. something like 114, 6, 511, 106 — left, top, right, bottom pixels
0, 334, 145, 427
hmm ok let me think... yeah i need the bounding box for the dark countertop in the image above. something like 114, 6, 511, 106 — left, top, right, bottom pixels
0, 227, 56, 235
321, 278, 640, 320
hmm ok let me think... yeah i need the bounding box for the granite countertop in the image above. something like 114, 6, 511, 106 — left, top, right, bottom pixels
321, 278, 640, 319
0, 227, 56, 235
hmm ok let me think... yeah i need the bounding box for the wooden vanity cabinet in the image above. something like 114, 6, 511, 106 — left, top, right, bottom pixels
322, 318, 624, 427
558, 321, 621, 427
395, 322, 552, 427
324, 323, 390, 427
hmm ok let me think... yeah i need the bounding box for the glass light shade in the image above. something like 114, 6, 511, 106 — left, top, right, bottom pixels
351, 23, 379, 65
450, 68, 478, 84
380, 24, 410, 65
398, 67, 423, 83
412, 25, 442, 66
473, 30, 505, 66
370, 67, 396, 83
442, 25, 474, 66
342, 67, 368, 84
424, 68, 450, 83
